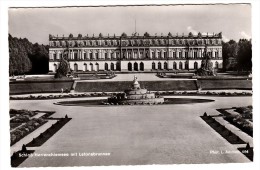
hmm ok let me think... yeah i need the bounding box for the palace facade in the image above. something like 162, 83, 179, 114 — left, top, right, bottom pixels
48, 32, 223, 72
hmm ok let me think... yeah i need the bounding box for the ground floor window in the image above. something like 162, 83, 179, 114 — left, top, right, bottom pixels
185, 61, 189, 70
173, 62, 177, 69
104, 63, 108, 71
158, 62, 162, 70
74, 63, 78, 71
84, 63, 87, 71
215, 61, 219, 69
179, 62, 183, 69
140, 62, 144, 71
152, 62, 155, 69
111, 63, 115, 71
164, 62, 168, 70
194, 62, 198, 70
128, 62, 132, 71
134, 62, 138, 71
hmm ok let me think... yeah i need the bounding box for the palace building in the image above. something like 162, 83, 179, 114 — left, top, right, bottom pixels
48, 32, 223, 72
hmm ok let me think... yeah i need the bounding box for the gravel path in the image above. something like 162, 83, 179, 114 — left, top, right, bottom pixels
9, 95, 252, 167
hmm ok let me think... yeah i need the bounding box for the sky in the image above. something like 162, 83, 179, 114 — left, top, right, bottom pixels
8, 4, 251, 45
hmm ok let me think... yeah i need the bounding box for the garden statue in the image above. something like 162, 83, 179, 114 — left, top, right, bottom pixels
195, 46, 216, 76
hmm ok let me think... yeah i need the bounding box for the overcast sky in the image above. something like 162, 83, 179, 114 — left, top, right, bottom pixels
8, 4, 251, 45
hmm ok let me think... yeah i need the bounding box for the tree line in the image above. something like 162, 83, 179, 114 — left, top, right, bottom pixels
9, 34, 49, 75
222, 39, 252, 72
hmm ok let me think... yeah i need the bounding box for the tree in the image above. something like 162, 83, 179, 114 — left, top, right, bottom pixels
9, 34, 49, 75
237, 39, 252, 71
222, 40, 238, 71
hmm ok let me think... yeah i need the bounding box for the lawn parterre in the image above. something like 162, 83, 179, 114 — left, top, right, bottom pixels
217, 106, 253, 137
10, 109, 55, 146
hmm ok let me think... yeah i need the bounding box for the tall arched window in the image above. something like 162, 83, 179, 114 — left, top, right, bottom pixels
215, 61, 219, 69
158, 62, 162, 70
89, 63, 93, 71
84, 63, 87, 72
164, 62, 168, 70
104, 63, 108, 71
96, 63, 99, 71
128, 62, 132, 71
173, 62, 177, 69
152, 62, 156, 70
116, 62, 120, 71
111, 63, 115, 71
179, 62, 183, 70
74, 63, 78, 71
134, 62, 138, 71
194, 62, 198, 70
140, 62, 144, 71
185, 61, 189, 70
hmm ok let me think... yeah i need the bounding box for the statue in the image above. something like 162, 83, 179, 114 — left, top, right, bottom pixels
54, 47, 71, 78
195, 46, 216, 76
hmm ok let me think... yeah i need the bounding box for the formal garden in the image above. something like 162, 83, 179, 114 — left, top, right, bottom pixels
10, 109, 55, 146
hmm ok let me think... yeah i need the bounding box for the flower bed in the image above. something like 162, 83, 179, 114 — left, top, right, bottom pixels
10, 109, 55, 146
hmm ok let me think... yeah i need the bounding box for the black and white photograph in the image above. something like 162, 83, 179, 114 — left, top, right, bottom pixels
0, 1, 259, 170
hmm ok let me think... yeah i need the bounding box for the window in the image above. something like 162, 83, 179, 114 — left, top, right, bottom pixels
104, 63, 108, 70
215, 62, 219, 69
179, 52, 182, 58
194, 51, 197, 58
164, 62, 168, 70
173, 62, 177, 69
185, 51, 188, 58
173, 52, 176, 58
74, 63, 78, 71
179, 62, 183, 69
53, 53, 57, 60
152, 62, 156, 70
90, 53, 93, 60
194, 62, 198, 69
158, 62, 162, 70
215, 51, 219, 58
